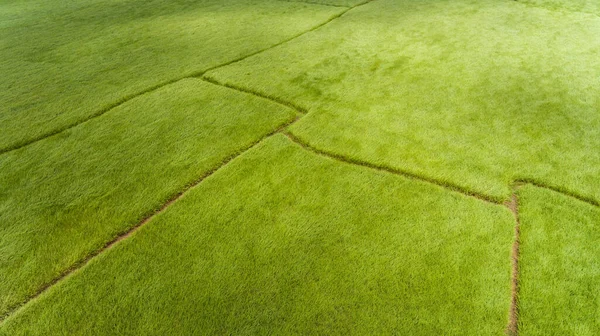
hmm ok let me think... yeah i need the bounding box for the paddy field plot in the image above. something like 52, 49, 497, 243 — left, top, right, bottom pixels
1, 0, 599, 334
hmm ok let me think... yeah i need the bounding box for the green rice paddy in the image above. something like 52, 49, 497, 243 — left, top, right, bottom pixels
1, 0, 599, 334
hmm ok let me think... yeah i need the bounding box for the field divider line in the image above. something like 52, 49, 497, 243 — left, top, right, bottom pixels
505, 188, 521, 336
0, 0, 374, 155
0, 78, 185, 154
0, 116, 301, 324
276, 0, 352, 9
513, 178, 599, 208
1, 39, 315, 323
283, 132, 600, 210
200, 76, 307, 114
283, 131, 502, 205
283, 131, 600, 336
198, 0, 374, 76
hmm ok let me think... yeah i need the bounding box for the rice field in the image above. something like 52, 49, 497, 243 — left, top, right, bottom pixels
1, 0, 599, 334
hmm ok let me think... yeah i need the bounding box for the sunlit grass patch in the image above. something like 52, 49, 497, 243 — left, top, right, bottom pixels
208, 0, 600, 203
0, 78, 296, 316
0, 135, 514, 335
519, 185, 600, 335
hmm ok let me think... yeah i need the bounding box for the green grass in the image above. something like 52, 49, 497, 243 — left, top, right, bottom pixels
0, 78, 296, 316
517, 0, 600, 16
0, 0, 342, 152
279, 0, 365, 6
0, 135, 515, 335
518, 185, 600, 335
208, 0, 600, 203
1, 0, 600, 333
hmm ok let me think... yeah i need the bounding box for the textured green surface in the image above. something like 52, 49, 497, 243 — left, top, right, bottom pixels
280, 0, 365, 6
208, 0, 600, 203
1, 0, 599, 333
0, 135, 514, 335
0, 0, 341, 151
519, 185, 600, 335
518, 0, 600, 15
0, 79, 296, 315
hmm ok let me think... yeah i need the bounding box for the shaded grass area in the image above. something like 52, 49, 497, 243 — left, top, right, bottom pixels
518, 185, 600, 335
0, 135, 515, 335
0, 79, 297, 316
208, 0, 600, 203
0, 0, 342, 151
